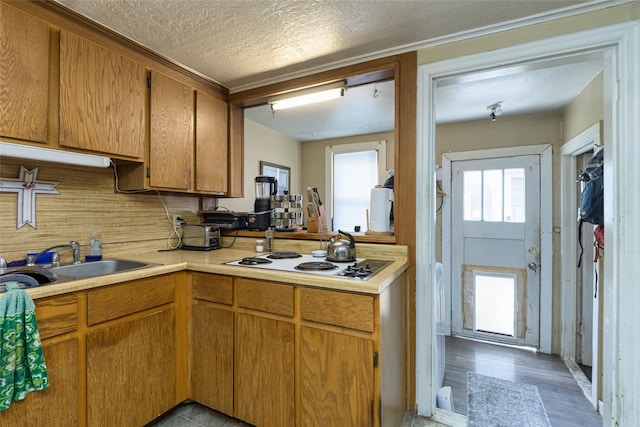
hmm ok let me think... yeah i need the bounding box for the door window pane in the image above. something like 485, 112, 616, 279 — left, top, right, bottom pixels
504, 168, 525, 223
482, 169, 503, 222
463, 171, 482, 221
474, 273, 516, 337
333, 150, 378, 231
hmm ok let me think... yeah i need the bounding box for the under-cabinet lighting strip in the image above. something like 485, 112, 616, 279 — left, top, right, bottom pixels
0, 141, 111, 168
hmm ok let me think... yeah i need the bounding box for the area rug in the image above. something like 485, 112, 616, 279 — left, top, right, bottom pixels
467, 372, 552, 427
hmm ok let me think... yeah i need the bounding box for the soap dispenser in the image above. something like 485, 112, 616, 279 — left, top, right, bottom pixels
87, 230, 102, 262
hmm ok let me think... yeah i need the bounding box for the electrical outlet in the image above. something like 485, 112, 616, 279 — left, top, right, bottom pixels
172, 214, 183, 228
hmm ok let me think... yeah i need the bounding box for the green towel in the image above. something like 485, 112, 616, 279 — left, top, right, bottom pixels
0, 282, 49, 411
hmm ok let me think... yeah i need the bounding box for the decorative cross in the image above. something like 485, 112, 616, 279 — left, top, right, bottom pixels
0, 165, 59, 229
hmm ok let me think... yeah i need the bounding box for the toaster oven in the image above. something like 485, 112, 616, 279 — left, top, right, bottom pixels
181, 225, 221, 250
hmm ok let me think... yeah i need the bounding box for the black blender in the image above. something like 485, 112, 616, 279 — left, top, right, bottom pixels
248, 176, 277, 230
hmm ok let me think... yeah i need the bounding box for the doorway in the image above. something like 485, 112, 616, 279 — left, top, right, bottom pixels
560, 122, 602, 410
415, 23, 638, 423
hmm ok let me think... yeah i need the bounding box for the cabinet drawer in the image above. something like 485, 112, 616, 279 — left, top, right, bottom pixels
35, 295, 78, 339
192, 273, 233, 305
300, 288, 374, 332
236, 278, 294, 317
87, 274, 175, 325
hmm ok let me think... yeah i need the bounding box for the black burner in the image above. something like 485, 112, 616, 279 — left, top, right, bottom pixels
267, 252, 302, 259
238, 257, 272, 265
295, 261, 338, 271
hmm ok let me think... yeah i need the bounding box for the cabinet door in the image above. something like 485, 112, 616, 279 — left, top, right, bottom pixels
235, 313, 294, 427
196, 90, 228, 194
0, 3, 49, 143
87, 308, 175, 426
59, 30, 145, 158
150, 71, 194, 190
0, 338, 78, 426
191, 302, 233, 414
300, 327, 374, 427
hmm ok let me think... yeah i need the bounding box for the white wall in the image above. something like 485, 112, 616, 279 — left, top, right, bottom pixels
219, 119, 301, 212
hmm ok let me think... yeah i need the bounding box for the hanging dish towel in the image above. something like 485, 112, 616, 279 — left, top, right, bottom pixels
0, 282, 49, 411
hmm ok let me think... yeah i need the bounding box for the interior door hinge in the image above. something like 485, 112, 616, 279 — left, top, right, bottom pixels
373, 351, 378, 368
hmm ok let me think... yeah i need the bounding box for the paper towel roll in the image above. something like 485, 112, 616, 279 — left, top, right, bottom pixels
369, 187, 392, 232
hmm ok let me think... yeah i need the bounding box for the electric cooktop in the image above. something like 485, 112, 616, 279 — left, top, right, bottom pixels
225, 253, 391, 281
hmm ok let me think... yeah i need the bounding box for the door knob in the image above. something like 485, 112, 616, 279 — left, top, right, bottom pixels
528, 262, 538, 272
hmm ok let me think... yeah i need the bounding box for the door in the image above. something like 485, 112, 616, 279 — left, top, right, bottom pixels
451, 154, 541, 348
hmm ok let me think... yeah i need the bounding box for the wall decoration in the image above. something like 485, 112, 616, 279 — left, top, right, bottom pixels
260, 161, 290, 195
0, 165, 60, 229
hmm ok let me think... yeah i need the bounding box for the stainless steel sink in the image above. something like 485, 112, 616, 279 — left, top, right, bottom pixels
47, 259, 157, 279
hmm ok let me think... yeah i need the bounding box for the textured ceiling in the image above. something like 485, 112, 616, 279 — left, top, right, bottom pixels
54, 0, 609, 140
55, 0, 603, 91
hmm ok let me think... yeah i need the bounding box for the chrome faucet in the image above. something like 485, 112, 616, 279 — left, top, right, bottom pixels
32, 241, 81, 265
0, 256, 6, 270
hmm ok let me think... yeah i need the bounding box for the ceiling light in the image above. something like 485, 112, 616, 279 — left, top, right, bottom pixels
0, 141, 111, 168
269, 82, 346, 111
487, 102, 503, 121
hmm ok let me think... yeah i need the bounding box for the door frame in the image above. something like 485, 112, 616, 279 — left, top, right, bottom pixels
560, 122, 601, 409
442, 145, 552, 349
415, 21, 640, 424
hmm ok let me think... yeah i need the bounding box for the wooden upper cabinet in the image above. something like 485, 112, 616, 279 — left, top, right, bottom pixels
149, 71, 194, 190
59, 30, 145, 159
196, 90, 228, 193
0, 3, 49, 143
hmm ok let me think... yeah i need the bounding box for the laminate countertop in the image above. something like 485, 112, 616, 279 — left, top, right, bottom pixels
22, 242, 409, 300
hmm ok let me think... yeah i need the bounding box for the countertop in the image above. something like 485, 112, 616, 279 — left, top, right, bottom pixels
21, 244, 409, 300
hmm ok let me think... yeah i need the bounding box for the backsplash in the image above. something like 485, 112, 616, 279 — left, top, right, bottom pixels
0, 157, 200, 263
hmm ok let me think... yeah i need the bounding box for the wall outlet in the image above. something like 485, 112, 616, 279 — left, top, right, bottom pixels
172, 214, 183, 228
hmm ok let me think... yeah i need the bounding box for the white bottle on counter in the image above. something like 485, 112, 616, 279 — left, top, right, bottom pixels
88, 230, 102, 261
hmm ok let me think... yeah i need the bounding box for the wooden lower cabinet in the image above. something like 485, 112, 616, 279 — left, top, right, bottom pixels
0, 337, 79, 426
86, 308, 176, 426
300, 327, 374, 427
235, 313, 295, 427
190, 273, 406, 427
191, 302, 233, 414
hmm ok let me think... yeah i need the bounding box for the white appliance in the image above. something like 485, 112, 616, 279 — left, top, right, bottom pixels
225, 252, 391, 281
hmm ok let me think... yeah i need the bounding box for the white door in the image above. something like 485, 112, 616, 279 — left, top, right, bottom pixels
450, 154, 541, 348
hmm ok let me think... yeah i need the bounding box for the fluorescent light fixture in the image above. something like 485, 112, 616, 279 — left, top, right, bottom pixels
0, 141, 111, 168
269, 81, 346, 111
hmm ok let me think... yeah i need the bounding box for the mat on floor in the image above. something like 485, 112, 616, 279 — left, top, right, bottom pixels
467, 372, 551, 427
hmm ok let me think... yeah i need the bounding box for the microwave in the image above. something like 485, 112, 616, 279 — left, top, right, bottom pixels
181, 225, 221, 251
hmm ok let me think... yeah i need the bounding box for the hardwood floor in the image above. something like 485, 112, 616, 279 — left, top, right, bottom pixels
443, 336, 602, 426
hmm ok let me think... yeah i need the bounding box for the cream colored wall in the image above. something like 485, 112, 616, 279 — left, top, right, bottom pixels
220, 119, 301, 212
301, 131, 395, 205
0, 157, 200, 263
435, 111, 564, 350
564, 72, 603, 142
417, 2, 639, 65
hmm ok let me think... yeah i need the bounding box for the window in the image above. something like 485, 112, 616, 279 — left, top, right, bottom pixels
325, 140, 387, 232
463, 167, 525, 223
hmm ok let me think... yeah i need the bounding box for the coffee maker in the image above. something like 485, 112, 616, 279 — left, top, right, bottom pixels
248, 176, 277, 230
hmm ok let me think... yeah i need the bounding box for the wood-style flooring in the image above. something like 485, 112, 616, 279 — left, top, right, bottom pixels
443, 336, 602, 426
147, 337, 599, 426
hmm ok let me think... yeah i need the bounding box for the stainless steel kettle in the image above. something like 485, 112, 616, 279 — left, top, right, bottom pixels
326, 229, 356, 262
